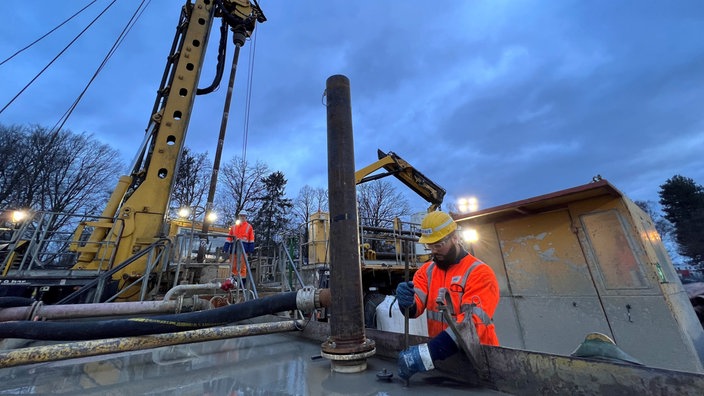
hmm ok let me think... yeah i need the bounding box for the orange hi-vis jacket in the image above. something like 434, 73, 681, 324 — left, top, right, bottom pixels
227, 221, 254, 277
411, 251, 500, 346
227, 221, 254, 243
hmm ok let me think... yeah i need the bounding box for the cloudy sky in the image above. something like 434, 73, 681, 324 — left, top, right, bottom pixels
1, 1, 703, 215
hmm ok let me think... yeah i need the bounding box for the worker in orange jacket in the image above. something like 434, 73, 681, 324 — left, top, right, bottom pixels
396, 210, 500, 380
226, 212, 255, 286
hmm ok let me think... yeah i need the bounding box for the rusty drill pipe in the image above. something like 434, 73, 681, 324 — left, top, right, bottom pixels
321, 75, 375, 373
0, 320, 301, 369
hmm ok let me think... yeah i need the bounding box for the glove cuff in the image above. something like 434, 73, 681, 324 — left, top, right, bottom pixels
417, 343, 435, 371
427, 330, 459, 362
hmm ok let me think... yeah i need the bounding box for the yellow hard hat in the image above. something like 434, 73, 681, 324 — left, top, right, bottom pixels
418, 211, 457, 244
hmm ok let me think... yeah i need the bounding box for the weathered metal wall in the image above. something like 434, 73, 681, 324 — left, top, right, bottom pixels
458, 181, 704, 373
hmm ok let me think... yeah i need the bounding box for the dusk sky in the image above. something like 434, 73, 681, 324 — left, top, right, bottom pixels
2, 1, 703, 215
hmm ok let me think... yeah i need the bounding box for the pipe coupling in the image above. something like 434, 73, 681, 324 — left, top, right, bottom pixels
296, 287, 317, 313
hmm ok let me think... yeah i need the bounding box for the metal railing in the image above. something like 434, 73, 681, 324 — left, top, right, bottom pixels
1, 211, 123, 276
57, 238, 173, 304
255, 240, 307, 292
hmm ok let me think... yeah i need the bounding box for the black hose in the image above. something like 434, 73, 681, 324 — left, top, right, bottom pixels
196, 17, 227, 95
0, 291, 298, 341
0, 297, 35, 308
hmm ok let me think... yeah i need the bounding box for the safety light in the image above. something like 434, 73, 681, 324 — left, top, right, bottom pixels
458, 197, 478, 213
206, 212, 218, 222
178, 206, 216, 224
462, 228, 479, 243
11, 210, 27, 223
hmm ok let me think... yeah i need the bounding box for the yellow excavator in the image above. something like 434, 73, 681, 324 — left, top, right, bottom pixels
355, 149, 445, 213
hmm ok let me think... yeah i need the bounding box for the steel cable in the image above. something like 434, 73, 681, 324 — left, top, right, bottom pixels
0, 0, 99, 67
0, 0, 119, 116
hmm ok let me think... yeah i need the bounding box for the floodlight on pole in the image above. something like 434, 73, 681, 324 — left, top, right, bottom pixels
178, 207, 191, 219
457, 196, 479, 213
206, 212, 218, 223
11, 210, 27, 223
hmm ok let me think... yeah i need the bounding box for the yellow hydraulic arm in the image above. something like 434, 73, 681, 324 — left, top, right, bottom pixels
355, 149, 446, 212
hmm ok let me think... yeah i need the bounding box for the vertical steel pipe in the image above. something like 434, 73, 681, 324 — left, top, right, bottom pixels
320, 75, 375, 373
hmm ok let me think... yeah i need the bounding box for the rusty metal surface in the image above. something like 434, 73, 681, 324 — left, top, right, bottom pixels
0, 321, 300, 369
300, 319, 704, 395
323, 74, 374, 361
455, 182, 704, 372
484, 346, 704, 396
4, 316, 701, 395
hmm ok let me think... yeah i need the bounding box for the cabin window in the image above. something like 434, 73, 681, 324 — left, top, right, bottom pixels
581, 210, 649, 289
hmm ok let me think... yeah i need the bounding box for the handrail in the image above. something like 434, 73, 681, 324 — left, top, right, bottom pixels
57, 238, 172, 304
231, 239, 258, 300
1, 211, 124, 276
282, 243, 305, 289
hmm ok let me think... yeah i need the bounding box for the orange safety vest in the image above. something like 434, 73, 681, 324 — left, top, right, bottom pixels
227, 221, 254, 277
227, 221, 254, 243
411, 252, 500, 346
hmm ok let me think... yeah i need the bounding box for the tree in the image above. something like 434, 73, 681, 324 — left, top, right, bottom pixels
357, 180, 411, 228
170, 147, 211, 218
659, 175, 704, 265
635, 200, 682, 263
216, 156, 269, 225
253, 171, 292, 256
290, 185, 328, 227
635, 200, 675, 242
0, 125, 26, 206
0, 124, 121, 219
0, 124, 123, 266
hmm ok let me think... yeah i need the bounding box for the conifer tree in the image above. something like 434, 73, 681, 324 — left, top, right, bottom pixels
254, 171, 292, 256
659, 175, 704, 265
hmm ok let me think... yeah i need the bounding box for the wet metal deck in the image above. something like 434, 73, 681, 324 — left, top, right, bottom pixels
0, 333, 509, 395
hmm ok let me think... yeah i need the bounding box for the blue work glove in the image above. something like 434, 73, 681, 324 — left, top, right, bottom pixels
395, 281, 416, 315
398, 344, 434, 380
398, 331, 459, 381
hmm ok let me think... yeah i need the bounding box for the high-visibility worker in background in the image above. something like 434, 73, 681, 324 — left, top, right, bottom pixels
226, 212, 255, 286
396, 210, 500, 381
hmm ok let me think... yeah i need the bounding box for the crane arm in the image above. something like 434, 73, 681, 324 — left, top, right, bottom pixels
355, 149, 446, 212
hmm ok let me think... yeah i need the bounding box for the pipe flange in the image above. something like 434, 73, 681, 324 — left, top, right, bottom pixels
321, 337, 375, 355
319, 348, 376, 361
320, 348, 377, 373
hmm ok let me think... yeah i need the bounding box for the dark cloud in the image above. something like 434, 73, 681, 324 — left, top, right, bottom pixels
1, 1, 703, 215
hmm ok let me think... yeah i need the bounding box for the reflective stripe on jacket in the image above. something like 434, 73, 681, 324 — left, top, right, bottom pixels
227, 222, 254, 243
411, 252, 500, 346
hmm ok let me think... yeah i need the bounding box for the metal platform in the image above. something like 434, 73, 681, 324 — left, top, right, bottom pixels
0, 332, 509, 395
